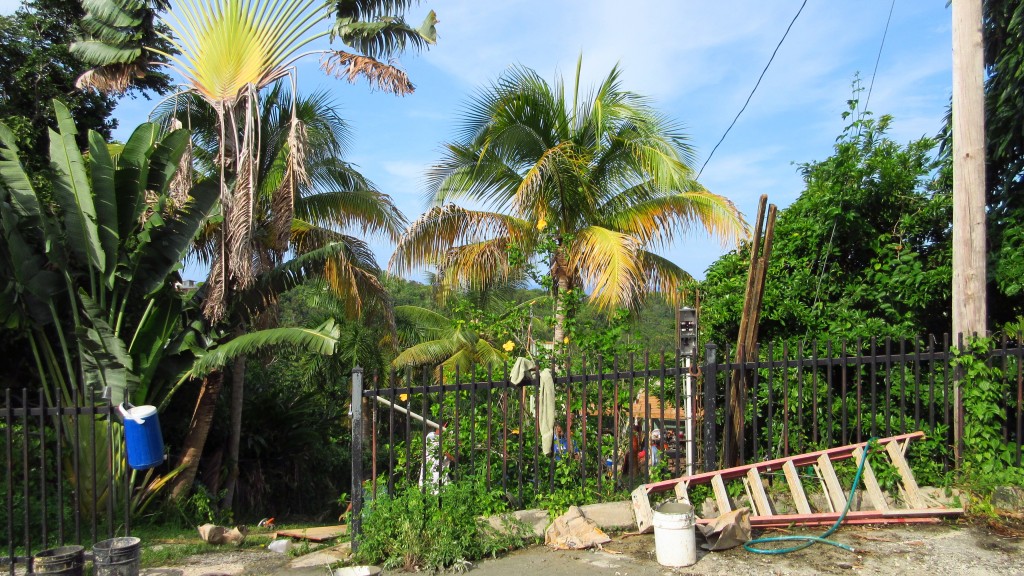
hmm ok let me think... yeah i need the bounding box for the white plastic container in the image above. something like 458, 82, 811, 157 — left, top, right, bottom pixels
652, 499, 697, 567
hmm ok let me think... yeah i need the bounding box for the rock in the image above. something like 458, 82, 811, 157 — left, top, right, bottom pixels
485, 508, 549, 538
991, 486, 1024, 511
700, 497, 718, 519
580, 501, 634, 529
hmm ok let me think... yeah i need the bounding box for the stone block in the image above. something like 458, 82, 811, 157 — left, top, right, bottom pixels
580, 501, 634, 529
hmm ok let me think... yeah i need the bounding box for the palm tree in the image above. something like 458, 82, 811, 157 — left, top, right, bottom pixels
153, 84, 405, 502
391, 60, 748, 345
73, 0, 437, 320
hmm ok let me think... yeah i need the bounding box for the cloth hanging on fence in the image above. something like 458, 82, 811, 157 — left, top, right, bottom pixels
510, 357, 556, 455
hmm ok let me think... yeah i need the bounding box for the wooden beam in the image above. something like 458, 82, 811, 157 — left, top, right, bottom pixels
817, 454, 848, 512
694, 507, 962, 529
630, 486, 655, 534
711, 474, 732, 514
852, 446, 889, 511
783, 460, 812, 514
746, 468, 773, 516
886, 440, 926, 509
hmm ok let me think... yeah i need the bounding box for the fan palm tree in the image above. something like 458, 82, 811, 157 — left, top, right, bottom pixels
153, 84, 405, 502
73, 0, 437, 320
391, 60, 748, 345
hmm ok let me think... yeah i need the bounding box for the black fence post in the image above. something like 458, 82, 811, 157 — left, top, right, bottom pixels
350, 366, 364, 552
703, 344, 718, 472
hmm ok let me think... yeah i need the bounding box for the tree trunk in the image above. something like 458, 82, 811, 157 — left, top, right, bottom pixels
169, 370, 225, 501
551, 251, 569, 347
222, 355, 246, 510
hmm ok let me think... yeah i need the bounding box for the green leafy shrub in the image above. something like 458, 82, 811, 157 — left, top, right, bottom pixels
354, 480, 538, 572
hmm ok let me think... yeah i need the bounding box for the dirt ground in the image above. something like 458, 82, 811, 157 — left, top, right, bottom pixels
468, 523, 1023, 576
141, 521, 1023, 576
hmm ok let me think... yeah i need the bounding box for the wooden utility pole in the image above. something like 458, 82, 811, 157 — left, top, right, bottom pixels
951, 0, 987, 462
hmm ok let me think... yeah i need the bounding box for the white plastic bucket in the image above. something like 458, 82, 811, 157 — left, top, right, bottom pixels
652, 500, 696, 567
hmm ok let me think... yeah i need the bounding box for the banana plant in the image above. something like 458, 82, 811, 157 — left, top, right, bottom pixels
0, 100, 342, 518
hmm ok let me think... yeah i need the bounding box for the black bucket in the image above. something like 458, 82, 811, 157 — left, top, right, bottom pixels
92, 537, 141, 576
32, 545, 85, 576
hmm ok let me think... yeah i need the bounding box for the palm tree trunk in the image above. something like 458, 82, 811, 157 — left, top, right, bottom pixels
169, 370, 225, 501
551, 251, 569, 347
222, 354, 246, 509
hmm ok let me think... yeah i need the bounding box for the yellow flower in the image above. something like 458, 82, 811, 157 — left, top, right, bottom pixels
563, 336, 570, 344
536, 218, 548, 231
399, 393, 408, 402
502, 340, 515, 352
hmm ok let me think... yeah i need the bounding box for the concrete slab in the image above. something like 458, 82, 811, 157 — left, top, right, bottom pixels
580, 501, 635, 530
485, 508, 550, 538
287, 542, 352, 569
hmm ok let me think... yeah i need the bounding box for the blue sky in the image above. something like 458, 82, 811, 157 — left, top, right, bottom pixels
6, 0, 954, 284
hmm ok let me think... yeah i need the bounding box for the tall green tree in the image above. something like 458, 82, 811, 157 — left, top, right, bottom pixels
0, 0, 171, 175
74, 0, 437, 319
701, 106, 952, 346
391, 60, 746, 346
154, 83, 404, 504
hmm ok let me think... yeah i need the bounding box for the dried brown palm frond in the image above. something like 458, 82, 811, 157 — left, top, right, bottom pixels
168, 118, 195, 210
203, 251, 228, 323
227, 153, 255, 288
75, 63, 147, 94
321, 51, 415, 96
271, 119, 308, 253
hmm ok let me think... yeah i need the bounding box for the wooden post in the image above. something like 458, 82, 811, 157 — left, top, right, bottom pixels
951, 0, 987, 462
726, 196, 777, 467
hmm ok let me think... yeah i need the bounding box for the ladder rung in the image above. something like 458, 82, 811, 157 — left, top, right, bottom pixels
746, 468, 773, 516
711, 474, 732, 514
852, 446, 889, 511
886, 440, 925, 508
783, 460, 812, 514
816, 454, 848, 512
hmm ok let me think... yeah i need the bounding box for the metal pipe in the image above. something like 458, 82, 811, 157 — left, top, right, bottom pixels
373, 395, 440, 430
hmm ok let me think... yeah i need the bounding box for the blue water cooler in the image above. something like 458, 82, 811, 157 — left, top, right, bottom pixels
119, 404, 164, 470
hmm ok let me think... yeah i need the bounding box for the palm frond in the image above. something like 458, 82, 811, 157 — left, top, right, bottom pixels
321, 51, 415, 95
568, 225, 643, 311
191, 319, 340, 376
389, 205, 531, 276
606, 189, 748, 249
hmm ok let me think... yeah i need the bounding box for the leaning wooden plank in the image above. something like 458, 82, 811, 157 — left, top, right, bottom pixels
886, 440, 926, 509
630, 486, 655, 534
274, 525, 348, 542
712, 474, 732, 514
817, 454, 849, 512
783, 460, 812, 514
643, 431, 925, 495
746, 468, 773, 516
852, 446, 889, 511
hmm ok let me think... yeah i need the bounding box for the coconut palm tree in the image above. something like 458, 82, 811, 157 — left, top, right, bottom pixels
73, 0, 437, 320
391, 60, 748, 345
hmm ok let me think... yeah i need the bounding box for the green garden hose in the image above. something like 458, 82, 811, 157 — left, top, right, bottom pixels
743, 438, 877, 555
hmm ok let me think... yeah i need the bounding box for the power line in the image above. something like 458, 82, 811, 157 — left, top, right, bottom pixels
863, 0, 897, 114
697, 0, 809, 179
809, 0, 898, 314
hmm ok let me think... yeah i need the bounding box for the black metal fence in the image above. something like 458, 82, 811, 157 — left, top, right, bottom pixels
703, 334, 1023, 471
1, 388, 130, 574
350, 333, 1024, 545
348, 351, 700, 548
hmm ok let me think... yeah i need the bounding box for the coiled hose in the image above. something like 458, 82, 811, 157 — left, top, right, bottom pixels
743, 438, 877, 555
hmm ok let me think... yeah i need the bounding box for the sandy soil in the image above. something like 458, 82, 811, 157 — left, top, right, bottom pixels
467, 523, 1022, 576
141, 521, 1023, 576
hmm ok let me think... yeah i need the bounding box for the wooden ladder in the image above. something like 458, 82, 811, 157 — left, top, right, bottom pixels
631, 431, 962, 532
